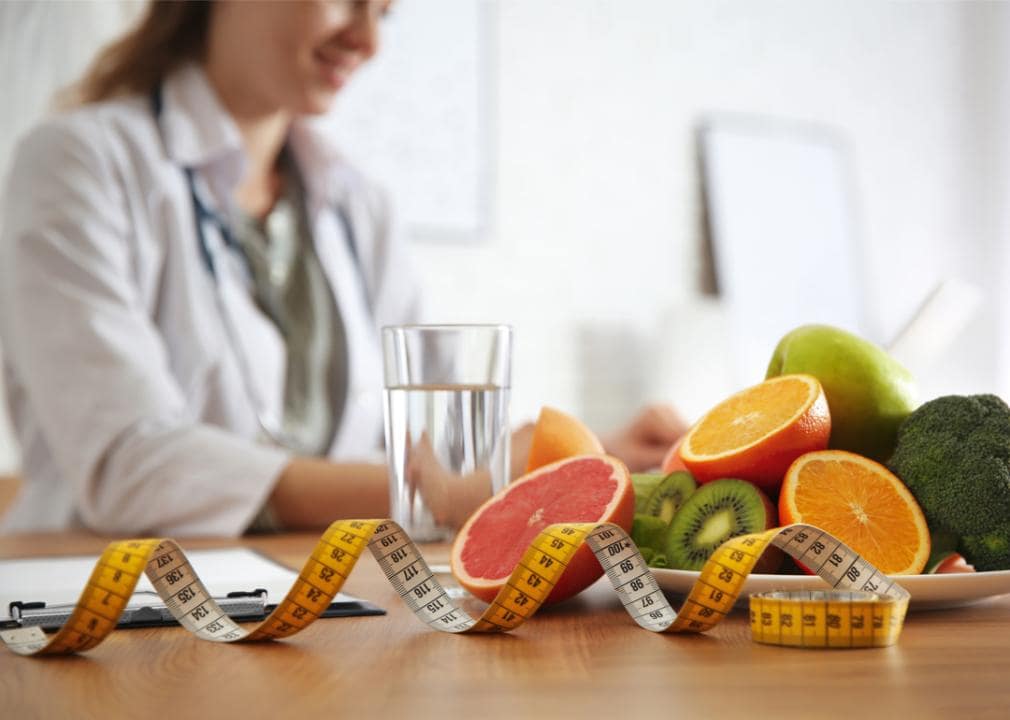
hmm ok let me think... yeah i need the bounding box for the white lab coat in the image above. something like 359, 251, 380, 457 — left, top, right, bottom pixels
0, 64, 423, 536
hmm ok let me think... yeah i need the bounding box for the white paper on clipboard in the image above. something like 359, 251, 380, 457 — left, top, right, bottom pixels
699, 117, 865, 383
0, 547, 374, 625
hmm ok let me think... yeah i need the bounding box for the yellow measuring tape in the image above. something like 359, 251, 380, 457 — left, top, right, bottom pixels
0, 521, 908, 656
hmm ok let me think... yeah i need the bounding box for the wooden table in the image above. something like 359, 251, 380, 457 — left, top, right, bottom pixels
2, 532, 1008, 719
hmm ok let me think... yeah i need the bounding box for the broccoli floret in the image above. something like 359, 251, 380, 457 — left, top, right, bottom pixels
888, 394, 1010, 537
960, 522, 1010, 571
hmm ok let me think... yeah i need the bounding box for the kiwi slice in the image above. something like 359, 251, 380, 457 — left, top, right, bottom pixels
631, 473, 665, 514
631, 514, 668, 552
641, 471, 697, 524
663, 478, 775, 571
639, 547, 669, 569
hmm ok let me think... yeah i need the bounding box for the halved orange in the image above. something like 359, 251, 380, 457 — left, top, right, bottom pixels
779, 450, 931, 575
525, 406, 604, 472
679, 374, 830, 491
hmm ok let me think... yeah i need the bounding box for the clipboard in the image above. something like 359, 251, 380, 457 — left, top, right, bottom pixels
0, 546, 385, 631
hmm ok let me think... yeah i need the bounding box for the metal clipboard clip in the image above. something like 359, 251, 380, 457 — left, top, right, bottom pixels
5, 589, 269, 631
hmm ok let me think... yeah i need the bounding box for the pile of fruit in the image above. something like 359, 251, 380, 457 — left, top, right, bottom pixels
632, 324, 1010, 576
450, 323, 1010, 606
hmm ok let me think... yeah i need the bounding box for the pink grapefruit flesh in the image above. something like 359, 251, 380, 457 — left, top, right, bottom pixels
450, 455, 634, 604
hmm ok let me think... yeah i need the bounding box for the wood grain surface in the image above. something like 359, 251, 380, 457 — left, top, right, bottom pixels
1, 532, 1008, 719
0, 475, 19, 520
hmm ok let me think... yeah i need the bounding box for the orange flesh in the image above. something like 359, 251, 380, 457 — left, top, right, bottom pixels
460, 458, 617, 580
688, 377, 812, 456
790, 457, 924, 573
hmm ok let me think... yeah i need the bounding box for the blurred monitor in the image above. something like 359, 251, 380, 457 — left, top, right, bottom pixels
698, 116, 864, 382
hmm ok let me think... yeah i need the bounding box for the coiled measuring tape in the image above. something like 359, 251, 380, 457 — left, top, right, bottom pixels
0, 521, 908, 656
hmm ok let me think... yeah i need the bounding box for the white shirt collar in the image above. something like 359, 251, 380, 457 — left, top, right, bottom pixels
288, 119, 360, 216
160, 64, 243, 170
159, 63, 354, 213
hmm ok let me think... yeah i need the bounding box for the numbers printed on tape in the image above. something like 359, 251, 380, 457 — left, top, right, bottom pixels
0, 521, 909, 656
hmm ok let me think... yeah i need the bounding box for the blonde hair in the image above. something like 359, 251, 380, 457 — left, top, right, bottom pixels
65, 1, 212, 106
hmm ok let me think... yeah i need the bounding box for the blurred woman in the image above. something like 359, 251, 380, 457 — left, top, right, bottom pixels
0, 1, 685, 536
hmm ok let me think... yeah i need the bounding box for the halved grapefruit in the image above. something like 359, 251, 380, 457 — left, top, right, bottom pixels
451, 454, 633, 604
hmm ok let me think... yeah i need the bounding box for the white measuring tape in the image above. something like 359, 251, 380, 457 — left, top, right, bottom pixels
0, 520, 908, 656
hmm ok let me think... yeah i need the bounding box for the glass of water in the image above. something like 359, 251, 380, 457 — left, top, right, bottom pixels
382, 324, 512, 542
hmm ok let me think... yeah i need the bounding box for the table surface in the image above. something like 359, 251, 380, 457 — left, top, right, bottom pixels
2, 532, 1009, 719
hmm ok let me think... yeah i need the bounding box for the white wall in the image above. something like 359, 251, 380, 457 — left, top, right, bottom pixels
413, 0, 1010, 430
0, 0, 1007, 470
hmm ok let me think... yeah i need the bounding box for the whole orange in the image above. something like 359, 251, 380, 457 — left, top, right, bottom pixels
659, 436, 688, 474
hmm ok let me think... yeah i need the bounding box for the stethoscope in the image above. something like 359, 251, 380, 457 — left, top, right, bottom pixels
152, 86, 367, 454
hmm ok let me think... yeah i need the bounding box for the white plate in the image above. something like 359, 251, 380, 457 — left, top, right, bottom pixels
652, 568, 1010, 611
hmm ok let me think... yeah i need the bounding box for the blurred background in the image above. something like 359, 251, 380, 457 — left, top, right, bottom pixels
1, 0, 1008, 475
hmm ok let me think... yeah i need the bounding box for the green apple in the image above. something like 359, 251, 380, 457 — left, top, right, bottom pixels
766, 324, 917, 462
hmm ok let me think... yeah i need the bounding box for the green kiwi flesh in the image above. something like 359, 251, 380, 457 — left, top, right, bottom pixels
642, 471, 697, 524
631, 514, 668, 552
631, 473, 665, 514
663, 478, 774, 571
638, 547, 669, 568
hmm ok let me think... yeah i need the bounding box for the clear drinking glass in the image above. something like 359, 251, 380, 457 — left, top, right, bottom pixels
382, 324, 512, 542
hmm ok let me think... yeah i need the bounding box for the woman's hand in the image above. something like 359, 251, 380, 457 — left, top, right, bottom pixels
509, 422, 535, 480
270, 458, 389, 530
405, 432, 493, 529
602, 404, 688, 472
